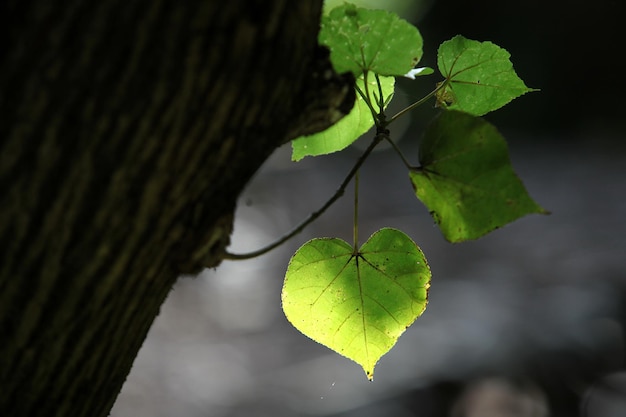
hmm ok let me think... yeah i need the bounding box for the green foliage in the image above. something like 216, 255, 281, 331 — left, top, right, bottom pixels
319, 3, 423, 77
292, 75, 394, 161
292, 3, 421, 160
282, 228, 430, 380
410, 111, 547, 242
436, 35, 537, 115
227, 3, 545, 380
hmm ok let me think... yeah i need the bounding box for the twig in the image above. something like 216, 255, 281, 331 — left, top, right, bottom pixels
385, 136, 415, 170
222, 133, 385, 260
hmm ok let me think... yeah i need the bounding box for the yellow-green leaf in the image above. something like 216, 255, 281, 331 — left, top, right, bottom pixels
291, 75, 394, 161
282, 228, 431, 380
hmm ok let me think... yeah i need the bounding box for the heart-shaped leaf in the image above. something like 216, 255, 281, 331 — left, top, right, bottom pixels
320, 3, 423, 77
410, 110, 548, 242
436, 35, 536, 116
282, 228, 431, 380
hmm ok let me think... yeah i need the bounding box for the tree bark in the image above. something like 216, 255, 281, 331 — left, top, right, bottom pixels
0, 1, 353, 416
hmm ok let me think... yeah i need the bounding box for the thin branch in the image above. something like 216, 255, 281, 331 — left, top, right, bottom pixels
363, 69, 371, 106
385, 136, 415, 170
388, 80, 448, 125
353, 169, 359, 252
222, 133, 385, 261
354, 82, 378, 121
375, 73, 385, 114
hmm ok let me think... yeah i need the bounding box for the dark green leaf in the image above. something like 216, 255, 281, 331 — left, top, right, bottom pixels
410, 111, 547, 242
320, 3, 423, 76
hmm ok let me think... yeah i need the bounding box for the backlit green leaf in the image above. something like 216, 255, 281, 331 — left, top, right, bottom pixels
291, 75, 394, 161
282, 228, 431, 380
436, 35, 536, 116
320, 3, 423, 76
410, 111, 547, 242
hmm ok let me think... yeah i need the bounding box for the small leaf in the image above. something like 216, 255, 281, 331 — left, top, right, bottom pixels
282, 228, 431, 380
436, 35, 536, 116
320, 3, 423, 77
291, 75, 394, 161
410, 111, 547, 242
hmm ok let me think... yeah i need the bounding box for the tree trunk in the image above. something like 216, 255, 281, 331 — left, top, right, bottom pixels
0, 1, 353, 416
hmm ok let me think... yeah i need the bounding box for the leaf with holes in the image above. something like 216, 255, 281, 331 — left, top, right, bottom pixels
282, 228, 430, 380
320, 3, 423, 77
436, 35, 536, 116
409, 110, 548, 242
291, 75, 394, 161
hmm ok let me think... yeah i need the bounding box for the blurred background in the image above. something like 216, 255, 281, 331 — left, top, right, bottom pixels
112, 1, 626, 416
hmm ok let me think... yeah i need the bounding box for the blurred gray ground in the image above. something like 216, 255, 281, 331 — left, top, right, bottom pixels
112, 1, 626, 415
112, 123, 626, 416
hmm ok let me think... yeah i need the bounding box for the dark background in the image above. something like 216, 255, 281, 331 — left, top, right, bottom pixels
112, 1, 626, 416
418, 0, 625, 135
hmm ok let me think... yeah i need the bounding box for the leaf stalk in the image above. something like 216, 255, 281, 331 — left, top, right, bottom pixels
388, 80, 448, 124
